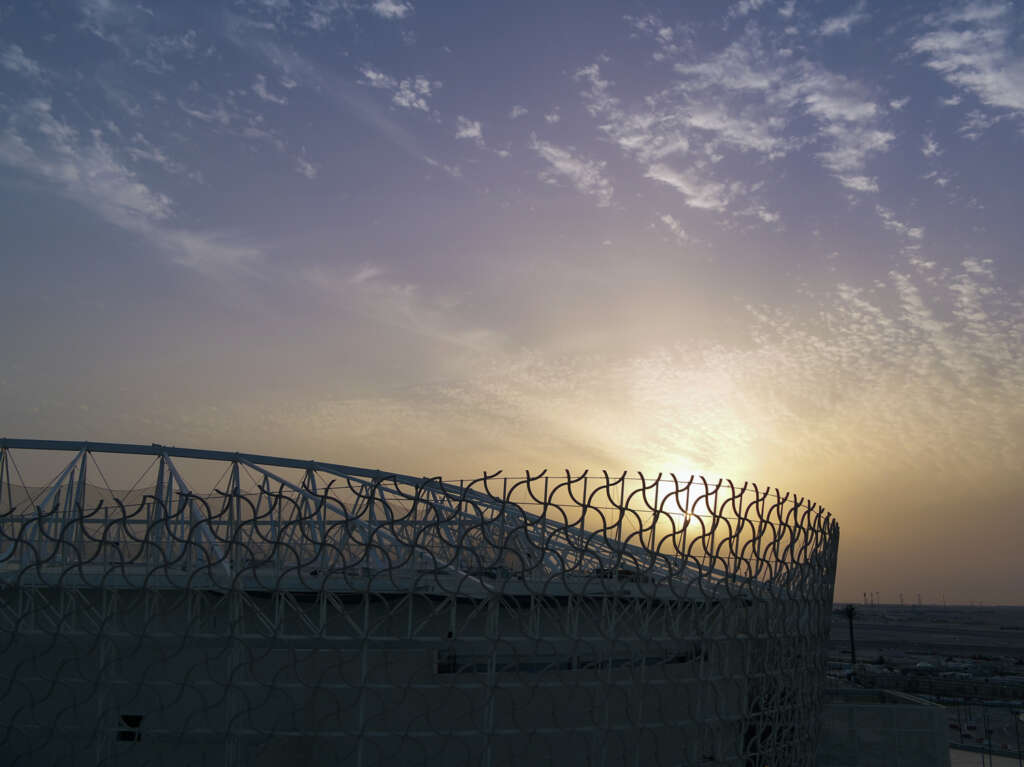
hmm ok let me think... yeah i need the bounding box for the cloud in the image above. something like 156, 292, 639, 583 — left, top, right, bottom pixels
124, 132, 194, 178
0, 98, 258, 272
233, 34, 431, 163
234, 0, 411, 30
578, 33, 894, 196
178, 98, 234, 125
544, 110, 561, 124
455, 116, 483, 143
623, 15, 684, 61
136, 29, 199, 73
77, 0, 149, 52
1, 44, 44, 79
820, 1, 869, 36
301, 263, 496, 352
659, 213, 688, 243
673, 38, 784, 93
921, 134, 941, 157
529, 135, 613, 207
158, 229, 261, 272
509, 105, 528, 119
295, 151, 317, 178
645, 164, 733, 211
1, 99, 172, 220
912, 2, 1024, 115
393, 76, 433, 111
358, 66, 434, 112
876, 205, 924, 240
301, 0, 348, 30
75, 0, 202, 74
350, 264, 382, 284
889, 97, 909, 110
748, 205, 780, 223
682, 105, 790, 155
575, 63, 621, 119
835, 175, 878, 193
816, 123, 894, 191
370, 0, 412, 19
729, 0, 767, 19
287, 255, 1023, 552
358, 66, 397, 90
959, 109, 1004, 140
424, 156, 462, 177
252, 73, 287, 104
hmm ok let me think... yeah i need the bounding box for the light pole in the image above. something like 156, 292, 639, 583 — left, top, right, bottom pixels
1014, 708, 1021, 767
844, 604, 857, 667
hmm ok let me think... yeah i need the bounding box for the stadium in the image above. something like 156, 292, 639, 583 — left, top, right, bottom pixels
0, 439, 839, 766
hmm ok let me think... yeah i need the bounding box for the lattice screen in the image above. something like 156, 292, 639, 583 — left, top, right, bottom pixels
0, 440, 839, 766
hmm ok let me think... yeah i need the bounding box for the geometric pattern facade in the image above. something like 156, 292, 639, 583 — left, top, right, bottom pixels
0, 439, 839, 766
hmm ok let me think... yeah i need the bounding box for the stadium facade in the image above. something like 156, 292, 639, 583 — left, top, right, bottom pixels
0, 439, 839, 766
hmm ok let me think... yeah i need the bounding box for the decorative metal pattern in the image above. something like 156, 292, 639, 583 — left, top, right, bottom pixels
0, 439, 839, 766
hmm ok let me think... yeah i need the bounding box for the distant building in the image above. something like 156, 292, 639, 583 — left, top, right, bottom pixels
817, 688, 951, 767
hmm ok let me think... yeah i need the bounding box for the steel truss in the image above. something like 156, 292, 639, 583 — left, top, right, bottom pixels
0, 439, 839, 766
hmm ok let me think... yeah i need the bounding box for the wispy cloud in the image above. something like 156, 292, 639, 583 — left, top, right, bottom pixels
912, 2, 1024, 115
370, 0, 412, 20
230, 30, 432, 163
645, 164, 733, 211
1, 44, 44, 79
124, 131, 195, 179
816, 123, 894, 192
424, 155, 462, 177
0, 98, 258, 271
341, 264, 378, 286
746, 205, 780, 223
820, 1, 869, 36
178, 97, 234, 125
659, 213, 689, 244
358, 66, 396, 89
529, 135, 613, 207
252, 73, 287, 104
509, 105, 528, 119
135, 29, 199, 74
728, 0, 767, 20
959, 109, 1004, 140
580, 27, 894, 198
287, 255, 1023, 502
301, 262, 497, 352
358, 65, 435, 112
876, 205, 924, 240
295, 149, 318, 178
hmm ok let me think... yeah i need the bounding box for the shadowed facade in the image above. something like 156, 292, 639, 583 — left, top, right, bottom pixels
0, 440, 839, 766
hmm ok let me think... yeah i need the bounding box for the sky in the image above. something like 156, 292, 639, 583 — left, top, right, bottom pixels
1, 0, 1022, 605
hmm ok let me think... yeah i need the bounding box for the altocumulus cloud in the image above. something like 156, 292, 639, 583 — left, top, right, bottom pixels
0, 98, 258, 271
529, 134, 613, 207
